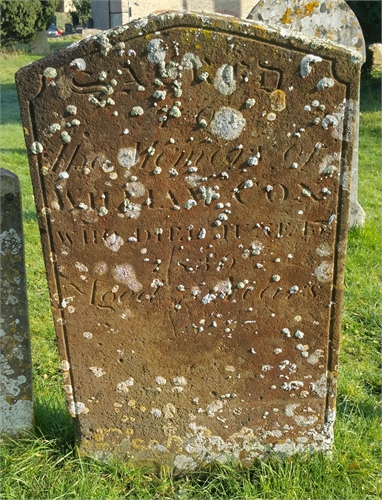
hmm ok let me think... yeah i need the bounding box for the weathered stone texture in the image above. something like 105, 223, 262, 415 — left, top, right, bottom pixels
16, 11, 361, 470
247, 0, 366, 229
0, 169, 34, 437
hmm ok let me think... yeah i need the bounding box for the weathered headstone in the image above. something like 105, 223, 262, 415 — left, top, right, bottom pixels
16, 11, 362, 470
0, 169, 34, 437
368, 43, 382, 74
65, 24, 74, 35
247, 0, 366, 229
31, 31, 50, 56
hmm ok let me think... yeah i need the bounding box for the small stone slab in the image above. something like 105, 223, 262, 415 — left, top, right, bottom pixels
0, 169, 34, 437
16, 11, 361, 470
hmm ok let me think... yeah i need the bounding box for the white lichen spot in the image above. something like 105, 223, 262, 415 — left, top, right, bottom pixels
214, 64, 236, 96
300, 54, 322, 78
181, 52, 202, 70
73, 402, 89, 415
201, 293, 216, 305
125, 181, 145, 198
151, 408, 162, 418
314, 261, 333, 282
61, 360, 70, 371
310, 374, 327, 398
131, 106, 144, 116
83, 331, 93, 339
247, 154, 260, 167
70, 58, 86, 71
66, 105, 77, 115
0, 229, 22, 256
116, 377, 134, 393
316, 243, 332, 257
321, 114, 339, 130
61, 131, 71, 143
112, 263, 142, 292
317, 77, 335, 90
118, 147, 139, 169
163, 403, 176, 419
89, 366, 105, 377
169, 106, 181, 118
43, 67, 57, 78
210, 107, 246, 141
147, 38, 166, 63
30, 141, 43, 154
49, 123, 61, 134
281, 328, 291, 338
245, 98, 255, 108
306, 349, 324, 365
173, 376, 187, 386
155, 376, 166, 385
98, 206, 108, 216
75, 262, 88, 273
198, 228, 206, 239
206, 399, 223, 416
103, 232, 124, 252
153, 90, 166, 100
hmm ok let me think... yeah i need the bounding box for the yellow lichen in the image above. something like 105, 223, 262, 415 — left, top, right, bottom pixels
270, 90, 287, 112
282, 8, 292, 24
131, 438, 146, 450
305, 1, 319, 15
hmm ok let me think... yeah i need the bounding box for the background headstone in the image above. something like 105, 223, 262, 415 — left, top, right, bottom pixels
65, 23, 74, 35
16, 11, 361, 470
247, 0, 366, 228
82, 28, 101, 39
368, 43, 382, 74
30, 31, 50, 56
0, 169, 34, 437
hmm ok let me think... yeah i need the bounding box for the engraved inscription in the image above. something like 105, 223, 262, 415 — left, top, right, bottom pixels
16, 11, 359, 466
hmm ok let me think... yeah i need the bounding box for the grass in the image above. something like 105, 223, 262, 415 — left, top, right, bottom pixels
0, 37, 381, 499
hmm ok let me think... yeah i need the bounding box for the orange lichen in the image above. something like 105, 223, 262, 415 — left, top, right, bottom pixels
305, 1, 319, 15
282, 8, 292, 24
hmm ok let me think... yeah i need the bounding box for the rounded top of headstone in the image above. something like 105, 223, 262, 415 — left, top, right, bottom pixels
247, 0, 366, 62
0, 169, 20, 196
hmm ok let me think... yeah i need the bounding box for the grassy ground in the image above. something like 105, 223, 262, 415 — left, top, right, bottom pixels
0, 38, 381, 499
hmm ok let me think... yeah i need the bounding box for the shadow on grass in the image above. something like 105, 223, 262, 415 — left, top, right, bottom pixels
34, 395, 75, 450
24, 210, 38, 222
1, 148, 27, 155
1, 86, 22, 125
360, 73, 382, 113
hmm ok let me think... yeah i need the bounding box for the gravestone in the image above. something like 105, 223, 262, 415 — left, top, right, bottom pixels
247, 0, 366, 229
0, 169, 34, 437
31, 31, 50, 56
16, 11, 361, 470
65, 24, 74, 35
